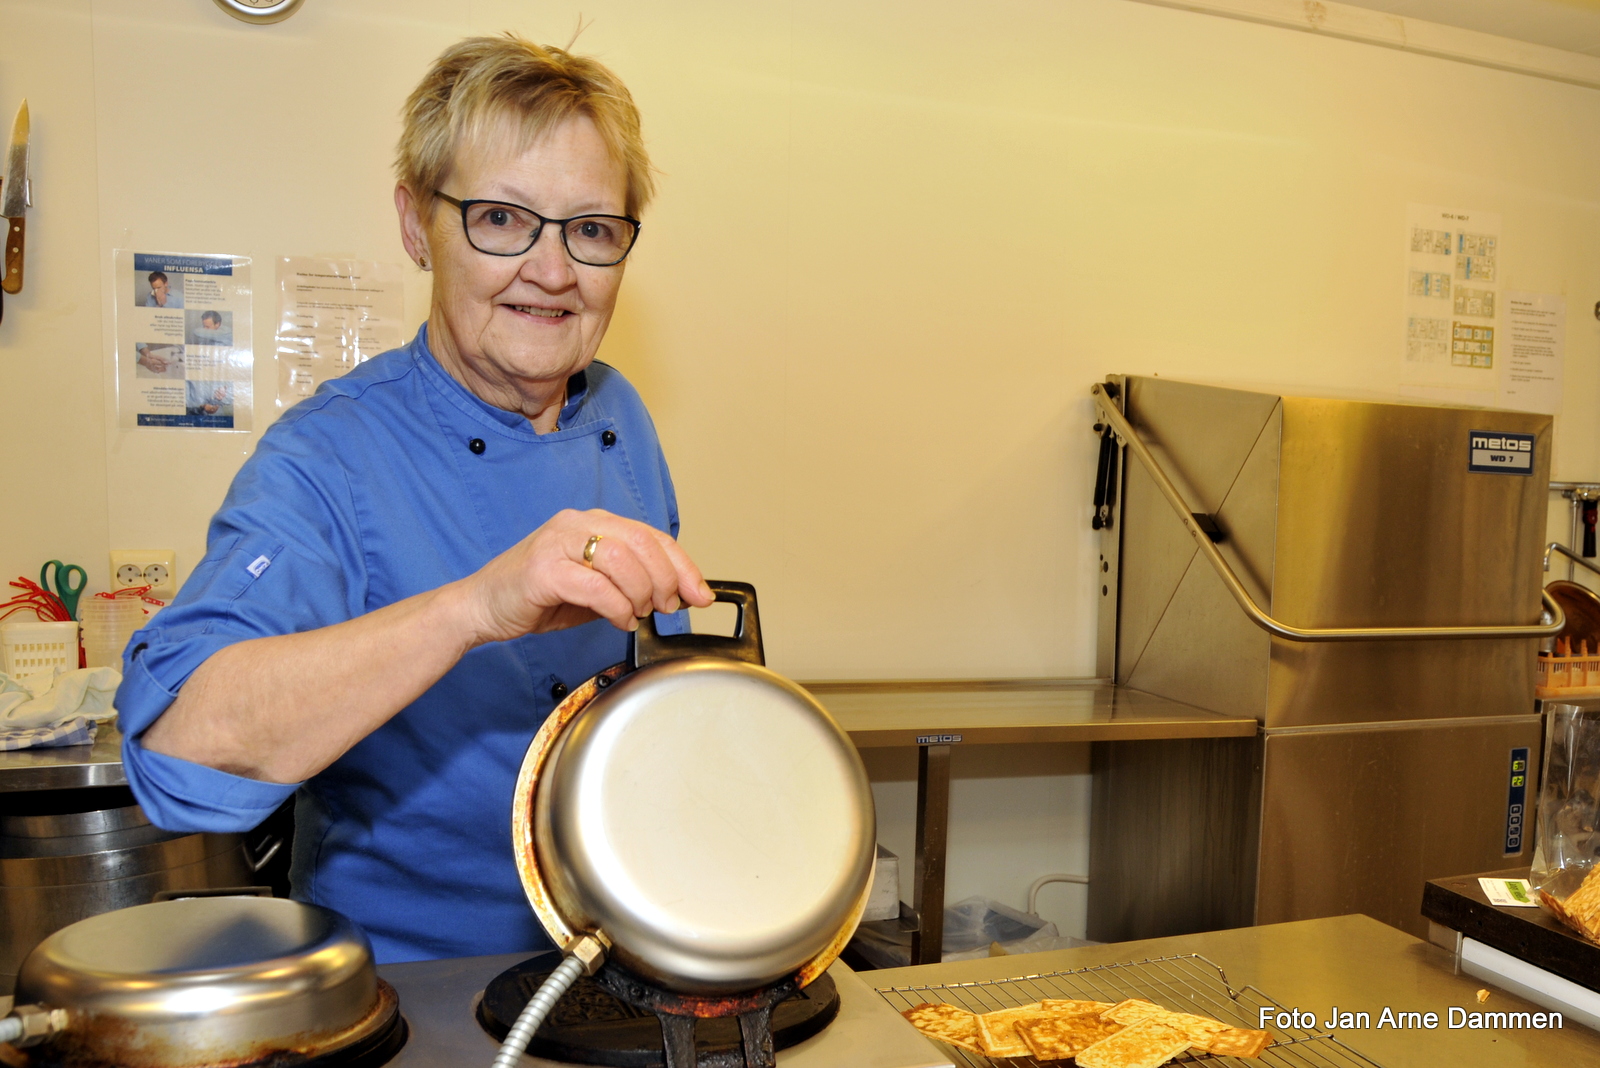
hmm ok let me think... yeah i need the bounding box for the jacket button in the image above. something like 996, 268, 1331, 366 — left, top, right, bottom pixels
551, 681, 569, 701
601, 430, 617, 448
468, 438, 486, 455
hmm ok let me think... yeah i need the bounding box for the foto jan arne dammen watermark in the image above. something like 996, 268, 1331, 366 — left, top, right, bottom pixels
1264, 1007, 1563, 1031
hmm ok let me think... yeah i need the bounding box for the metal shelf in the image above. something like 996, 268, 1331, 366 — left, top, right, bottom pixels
807, 680, 1256, 964
807, 679, 1258, 748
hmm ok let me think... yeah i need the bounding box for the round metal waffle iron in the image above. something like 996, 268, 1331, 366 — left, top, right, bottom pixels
498, 581, 876, 1068
6, 894, 405, 1068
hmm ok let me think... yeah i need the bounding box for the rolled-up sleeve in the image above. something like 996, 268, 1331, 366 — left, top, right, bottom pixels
117, 421, 365, 833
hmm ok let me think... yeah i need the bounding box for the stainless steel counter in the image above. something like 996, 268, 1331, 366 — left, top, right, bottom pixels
870, 914, 1600, 1066
379, 954, 950, 1068
806, 679, 1255, 962
807, 679, 1257, 748
0, 681, 1250, 792
0, 722, 125, 792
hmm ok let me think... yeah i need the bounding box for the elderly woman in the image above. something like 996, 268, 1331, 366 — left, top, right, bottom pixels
117, 35, 713, 963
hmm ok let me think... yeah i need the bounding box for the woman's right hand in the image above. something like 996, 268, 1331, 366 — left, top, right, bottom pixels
146, 509, 711, 783
458, 508, 714, 646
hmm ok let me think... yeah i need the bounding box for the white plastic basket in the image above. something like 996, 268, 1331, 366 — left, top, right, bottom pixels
1, 620, 80, 684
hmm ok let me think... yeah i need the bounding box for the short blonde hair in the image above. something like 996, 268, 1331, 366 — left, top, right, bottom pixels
397, 34, 654, 217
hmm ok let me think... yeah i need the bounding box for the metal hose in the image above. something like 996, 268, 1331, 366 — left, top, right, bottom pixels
1027, 873, 1089, 916
489, 936, 606, 1068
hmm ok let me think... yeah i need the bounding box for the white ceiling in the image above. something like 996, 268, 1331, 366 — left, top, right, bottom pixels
1355, 0, 1600, 58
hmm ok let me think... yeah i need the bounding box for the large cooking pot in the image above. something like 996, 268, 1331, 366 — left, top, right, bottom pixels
511, 581, 875, 996
6, 895, 405, 1067
0, 789, 255, 997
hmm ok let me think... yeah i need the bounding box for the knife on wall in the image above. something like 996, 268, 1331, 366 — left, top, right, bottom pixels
3, 100, 31, 300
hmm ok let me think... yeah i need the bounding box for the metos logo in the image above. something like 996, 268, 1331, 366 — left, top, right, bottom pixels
1471, 436, 1531, 451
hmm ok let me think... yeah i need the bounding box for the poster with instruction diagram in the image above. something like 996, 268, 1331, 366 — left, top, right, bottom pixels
274, 257, 405, 411
1499, 292, 1564, 415
1399, 204, 1501, 406
114, 250, 253, 430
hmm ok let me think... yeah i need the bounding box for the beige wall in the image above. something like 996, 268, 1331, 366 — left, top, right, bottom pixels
2, 0, 1597, 938
3, 0, 1597, 674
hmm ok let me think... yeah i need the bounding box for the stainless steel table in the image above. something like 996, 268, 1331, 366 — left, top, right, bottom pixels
869, 914, 1600, 1066
807, 679, 1257, 964
0, 722, 125, 791
380, 955, 949, 1068
0, 685, 1258, 967
2, 956, 951, 1067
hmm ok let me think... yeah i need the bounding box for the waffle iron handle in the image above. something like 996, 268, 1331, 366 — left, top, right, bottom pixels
629, 579, 765, 669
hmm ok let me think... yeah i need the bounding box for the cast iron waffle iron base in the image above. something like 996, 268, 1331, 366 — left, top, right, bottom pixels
25, 979, 408, 1068
477, 952, 839, 1068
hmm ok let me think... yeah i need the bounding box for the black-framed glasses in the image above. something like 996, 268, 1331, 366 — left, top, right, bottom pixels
435, 192, 641, 266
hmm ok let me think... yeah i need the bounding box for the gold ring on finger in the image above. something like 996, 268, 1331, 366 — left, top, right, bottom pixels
583, 534, 604, 567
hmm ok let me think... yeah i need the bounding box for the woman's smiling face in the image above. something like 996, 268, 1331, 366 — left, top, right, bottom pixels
400, 113, 630, 418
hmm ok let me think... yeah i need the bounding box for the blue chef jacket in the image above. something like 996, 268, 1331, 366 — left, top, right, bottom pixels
116, 325, 684, 963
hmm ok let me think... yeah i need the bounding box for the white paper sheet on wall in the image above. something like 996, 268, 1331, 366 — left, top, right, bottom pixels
275, 257, 404, 410
114, 250, 254, 431
1499, 291, 1564, 415
1398, 204, 1502, 408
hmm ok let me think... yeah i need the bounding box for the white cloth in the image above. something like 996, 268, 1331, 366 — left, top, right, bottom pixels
0, 667, 121, 729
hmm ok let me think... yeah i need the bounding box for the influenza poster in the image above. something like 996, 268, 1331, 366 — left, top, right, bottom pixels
114, 250, 253, 430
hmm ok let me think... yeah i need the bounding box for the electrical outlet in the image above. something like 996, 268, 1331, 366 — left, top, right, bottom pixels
109, 550, 178, 601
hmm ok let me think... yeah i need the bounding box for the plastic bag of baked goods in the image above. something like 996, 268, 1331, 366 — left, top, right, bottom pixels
1530, 704, 1600, 939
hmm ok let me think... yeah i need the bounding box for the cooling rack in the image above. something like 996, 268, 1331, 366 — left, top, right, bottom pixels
875, 953, 1386, 1067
